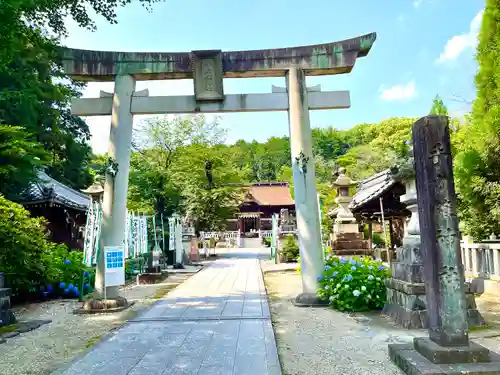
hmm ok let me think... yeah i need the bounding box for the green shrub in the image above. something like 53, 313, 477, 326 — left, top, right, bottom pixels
262, 237, 271, 247
0, 195, 93, 300
317, 255, 390, 312
280, 235, 299, 261
125, 256, 146, 279
0, 196, 49, 296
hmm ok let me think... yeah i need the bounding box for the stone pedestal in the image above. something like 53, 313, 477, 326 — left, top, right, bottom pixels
332, 232, 370, 256
384, 278, 485, 329
0, 288, 16, 327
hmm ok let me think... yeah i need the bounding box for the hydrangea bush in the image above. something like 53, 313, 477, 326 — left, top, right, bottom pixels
317, 255, 390, 312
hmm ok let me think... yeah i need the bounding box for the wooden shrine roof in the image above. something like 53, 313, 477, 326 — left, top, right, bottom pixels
22, 171, 90, 211
244, 182, 295, 207
349, 169, 409, 219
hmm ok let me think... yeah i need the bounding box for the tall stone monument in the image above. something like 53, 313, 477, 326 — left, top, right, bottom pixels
384, 155, 484, 329
331, 168, 370, 256
389, 116, 500, 374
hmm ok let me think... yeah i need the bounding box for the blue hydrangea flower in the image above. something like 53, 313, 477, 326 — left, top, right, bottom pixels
347, 274, 353, 281
324, 265, 331, 271
342, 275, 347, 281
356, 262, 362, 267
349, 259, 356, 265
63, 288, 69, 294
340, 258, 347, 264
361, 285, 367, 291
332, 271, 338, 277
351, 266, 357, 271
332, 262, 338, 267
84, 271, 90, 278
84, 283, 89, 289
324, 285, 330, 290
47, 284, 53, 293
59, 282, 66, 289
68, 283, 74, 290
368, 275, 375, 280
329, 295, 334, 301
353, 290, 361, 297
368, 266, 373, 270
378, 265, 385, 271
64, 259, 71, 265
74, 290, 80, 297
317, 275, 323, 281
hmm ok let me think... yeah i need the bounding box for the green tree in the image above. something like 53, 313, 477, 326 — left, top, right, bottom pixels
429, 94, 449, 116
0, 0, 165, 193
175, 144, 243, 232
128, 115, 235, 224
0, 126, 48, 200
454, 2, 500, 239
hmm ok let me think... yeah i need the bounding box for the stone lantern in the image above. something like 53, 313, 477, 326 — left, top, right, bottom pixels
81, 182, 104, 202
331, 168, 369, 256
332, 167, 358, 234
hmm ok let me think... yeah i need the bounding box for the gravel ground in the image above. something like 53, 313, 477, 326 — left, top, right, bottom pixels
264, 270, 500, 375
0, 272, 195, 375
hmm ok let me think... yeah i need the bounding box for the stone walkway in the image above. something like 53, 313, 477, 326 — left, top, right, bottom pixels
54, 249, 281, 375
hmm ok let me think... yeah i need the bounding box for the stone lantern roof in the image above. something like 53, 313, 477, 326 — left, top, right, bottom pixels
81, 182, 104, 200
333, 167, 357, 188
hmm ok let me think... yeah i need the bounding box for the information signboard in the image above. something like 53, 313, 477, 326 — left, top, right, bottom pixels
104, 246, 125, 287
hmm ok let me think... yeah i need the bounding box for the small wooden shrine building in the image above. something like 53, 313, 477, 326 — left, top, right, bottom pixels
227, 182, 295, 234
20, 171, 90, 250
348, 169, 410, 248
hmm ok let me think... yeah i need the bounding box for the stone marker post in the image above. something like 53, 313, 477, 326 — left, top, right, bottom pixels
389, 115, 500, 374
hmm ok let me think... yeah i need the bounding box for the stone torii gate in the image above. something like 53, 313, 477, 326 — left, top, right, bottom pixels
61, 33, 377, 303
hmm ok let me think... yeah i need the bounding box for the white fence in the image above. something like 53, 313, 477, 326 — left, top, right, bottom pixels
259, 230, 273, 239
199, 231, 241, 248
461, 237, 500, 279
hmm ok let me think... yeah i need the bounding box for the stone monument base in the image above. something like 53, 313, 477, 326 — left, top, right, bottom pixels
0, 288, 16, 327
292, 293, 330, 307
390, 337, 500, 374
384, 278, 486, 329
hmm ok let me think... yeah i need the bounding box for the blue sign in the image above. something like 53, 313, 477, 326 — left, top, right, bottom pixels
104, 246, 125, 286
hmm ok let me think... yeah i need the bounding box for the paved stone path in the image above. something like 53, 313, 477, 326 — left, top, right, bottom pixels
54, 249, 281, 375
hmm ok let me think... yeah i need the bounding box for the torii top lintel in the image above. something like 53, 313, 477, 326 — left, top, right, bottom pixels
61, 33, 376, 82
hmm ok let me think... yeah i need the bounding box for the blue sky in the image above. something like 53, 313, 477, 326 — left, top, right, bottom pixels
62, 0, 485, 154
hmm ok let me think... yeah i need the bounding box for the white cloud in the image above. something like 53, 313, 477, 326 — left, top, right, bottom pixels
436, 10, 483, 63
379, 81, 418, 101
413, 0, 423, 8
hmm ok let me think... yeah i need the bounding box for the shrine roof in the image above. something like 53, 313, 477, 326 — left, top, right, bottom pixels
60, 33, 376, 81
22, 171, 90, 211
349, 169, 397, 211
244, 182, 295, 207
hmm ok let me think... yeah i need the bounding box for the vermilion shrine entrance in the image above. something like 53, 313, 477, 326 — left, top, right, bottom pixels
62, 33, 377, 303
